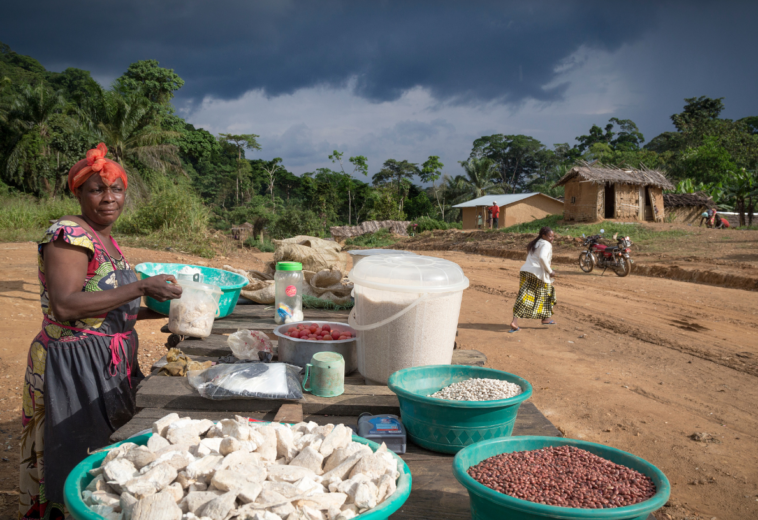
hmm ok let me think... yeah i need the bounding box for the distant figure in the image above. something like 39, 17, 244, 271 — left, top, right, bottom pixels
509, 226, 557, 333
489, 201, 500, 229
700, 208, 728, 228
486, 208, 492, 228
477, 213, 483, 229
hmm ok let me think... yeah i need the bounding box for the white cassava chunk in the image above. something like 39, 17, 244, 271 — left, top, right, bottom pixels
240, 440, 259, 453
262, 481, 299, 499
167, 427, 202, 446
323, 444, 370, 474
348, 452, 394, 480
86, 490, 122, 509
90, 504, 119, 520
220, 452, 266, 482
162, 482, 184, 503
210, 470, 247, 492
197, 491, 237, 520
294, 493, 347, 511
219, 437, 241, 456
148, 434, 172, 452
120, 492, 138, 520
176, 472, 194, 489
142, 450, 196, 474
376, 473, 396, 503
188, 482, 208, 492
246, 511, 283, 520
353, 482, 378, 511
237, 482, 263, 504
276, 427, 297, 462
335, 508, 356, 520
132, 492, 182, 520
256, 489, 295, 517
293, 477, 325, 497
326, 506, 341, 520
104, 458, 139, 493
124, 463, 178, 499
266, 465, 316, 483
125, 446, 157, 470
256, 426, 278, 462
180, 491, 223, 515
153, 413, 182, 437
86, 473, 114, 493
195, 437, 223, 457
103, 442, 137, 466
321, 451, 370, 481
314, 425, 334, 437
319, 425, 349, 458
186, 454, 223, 479
204, 425, 224, 438
289, 446, 323, 475
292, 422, 318, 435
219, 419, 251, 440
335, 474, 370, 502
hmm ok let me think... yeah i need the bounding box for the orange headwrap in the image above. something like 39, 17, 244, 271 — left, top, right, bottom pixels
68, 143, 128, 193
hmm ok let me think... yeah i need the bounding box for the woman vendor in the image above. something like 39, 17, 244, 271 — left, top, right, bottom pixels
19, 143, 183, 519
508, 226, 557, 332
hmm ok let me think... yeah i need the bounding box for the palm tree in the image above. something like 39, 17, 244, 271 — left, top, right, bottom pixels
79, 90, 183, 195
3, 84, 66, 194
453, 157, 504, 204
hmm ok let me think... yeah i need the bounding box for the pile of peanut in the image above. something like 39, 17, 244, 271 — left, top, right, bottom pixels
467, 446, 656, 509
428, 378, 522, 401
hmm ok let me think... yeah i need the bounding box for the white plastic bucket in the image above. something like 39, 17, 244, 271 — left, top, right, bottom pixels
348, 249, 417, 266
348, 254, 469, 384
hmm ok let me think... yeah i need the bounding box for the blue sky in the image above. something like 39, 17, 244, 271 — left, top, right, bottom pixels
3, 1, 757, 178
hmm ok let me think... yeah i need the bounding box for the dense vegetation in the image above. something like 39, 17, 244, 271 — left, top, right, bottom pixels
1, 40, 757, 255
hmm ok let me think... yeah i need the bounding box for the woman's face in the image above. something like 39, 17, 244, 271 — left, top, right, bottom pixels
76, 174, 125, 227
543, 230, 555, 243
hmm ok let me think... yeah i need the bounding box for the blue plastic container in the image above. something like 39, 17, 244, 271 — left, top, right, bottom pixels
65, 428, 412, 520
452, 436, 671, 520
135, 263, 248, 318
387, 365, 532, 454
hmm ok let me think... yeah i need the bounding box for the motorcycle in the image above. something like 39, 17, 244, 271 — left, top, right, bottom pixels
578, 229, 633, 277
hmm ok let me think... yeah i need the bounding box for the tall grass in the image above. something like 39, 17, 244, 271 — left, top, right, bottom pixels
0, 194, 79, 242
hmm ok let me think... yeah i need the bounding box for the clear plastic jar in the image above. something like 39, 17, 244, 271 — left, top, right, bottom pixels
275, 261, 304, 324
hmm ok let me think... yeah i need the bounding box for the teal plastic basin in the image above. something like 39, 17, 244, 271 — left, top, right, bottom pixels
65, 428, 412, 520
134, 263, 248, 318
387, 365, 533, 454
452, 436, 670, 520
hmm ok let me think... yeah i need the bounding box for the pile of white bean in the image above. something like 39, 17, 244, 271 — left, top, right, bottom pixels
428, 378, 523, 401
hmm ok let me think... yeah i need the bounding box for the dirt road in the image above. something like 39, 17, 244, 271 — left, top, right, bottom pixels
1, 241, 757, 519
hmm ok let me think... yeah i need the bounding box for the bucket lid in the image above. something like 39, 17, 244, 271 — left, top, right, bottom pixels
177, 279, 222, 296
348, 249, 417, 257
277, 262, 303, 271
349, 254, 469, 293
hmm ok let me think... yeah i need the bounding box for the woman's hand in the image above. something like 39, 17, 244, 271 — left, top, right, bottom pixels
550, 271, 556, 279
140, 275, 183, 302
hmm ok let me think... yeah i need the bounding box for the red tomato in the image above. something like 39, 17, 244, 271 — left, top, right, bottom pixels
309, 324, 318, 333
322, 324, 331, 332
288, 327, 296, 333
323, 335, 333, 341
299, 331, 310, 339
339, 335, 349, 340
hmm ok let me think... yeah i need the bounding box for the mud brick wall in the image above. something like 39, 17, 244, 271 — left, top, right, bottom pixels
667, 206, 708, 224
564, 180, 601, 221
502, 197, 564, 227
649, 187, 665, 222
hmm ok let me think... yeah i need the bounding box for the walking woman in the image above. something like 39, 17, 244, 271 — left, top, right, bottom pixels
19, 143, 182, 519
509, 226, 557, 332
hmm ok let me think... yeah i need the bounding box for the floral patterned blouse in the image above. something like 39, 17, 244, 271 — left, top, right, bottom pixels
38, 220, 130, 337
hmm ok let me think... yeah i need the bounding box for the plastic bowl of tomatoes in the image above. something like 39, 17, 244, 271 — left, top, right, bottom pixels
273, 321, 358, 374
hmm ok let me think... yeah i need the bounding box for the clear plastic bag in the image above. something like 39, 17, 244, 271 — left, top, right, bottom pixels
187, 362, 303, 400
227, 330, 273, 360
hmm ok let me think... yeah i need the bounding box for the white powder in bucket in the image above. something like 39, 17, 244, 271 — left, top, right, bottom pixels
352, 286, 463, 384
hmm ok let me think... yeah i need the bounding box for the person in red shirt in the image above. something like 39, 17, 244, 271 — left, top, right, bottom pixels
489, 202, 500, 229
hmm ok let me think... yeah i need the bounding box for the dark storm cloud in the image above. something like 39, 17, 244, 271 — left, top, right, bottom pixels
1, 1, 660, 104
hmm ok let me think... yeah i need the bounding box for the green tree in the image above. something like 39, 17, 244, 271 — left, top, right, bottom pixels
420, 155, 447, 218
453, 157, 503, 203
724, 169, 757, 226
116, 60, 185, 107
671, 96, 724, 132
262, 157, 283, 212
330, 150, 368, 225
218, 133, 261, 204
470, 134, 547, 192
372, 159, 419, 212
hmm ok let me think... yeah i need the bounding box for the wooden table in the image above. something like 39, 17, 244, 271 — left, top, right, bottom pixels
134, 302, 656, 519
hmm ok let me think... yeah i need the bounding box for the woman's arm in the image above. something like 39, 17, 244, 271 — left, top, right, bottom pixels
537, 242, 554, 277
44, 235, 182, 322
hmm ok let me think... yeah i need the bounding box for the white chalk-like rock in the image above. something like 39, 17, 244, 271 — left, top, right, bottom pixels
195, 438, 223, 457
321, 450, 371, 481
132, 492, 183, 520
237, 482, 263, 504
256, 489, 295, 517
120, 492, 138, 520
197, 490, 237, 520
289, 446, 324, 476
162, 482, 184, 503
85, 489, 122, 510
186, 454, 223, 479
375, 473, 397, 503
294, 493, 347, 511
124, 463, 178, 499
104, 458, 139, 494
267, 464, 316, 483
319, 425, 349, 459
314, 425, 334, 437
141, 450, 195, 474
219, 419, 251, 441
219, 437, 241, 456
353, 482, 378, 511
256, 426, 278, 462
152, 413, 182, 437
125, 446, 157, 470
276, 427, 298, 462
86, 473, 114, 493
210, 470, 247, 492
148, 435, 172, 453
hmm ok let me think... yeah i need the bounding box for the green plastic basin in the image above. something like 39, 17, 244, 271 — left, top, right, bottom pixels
64, 429, 411, 520
387, 365, 533, 454
452, 436, 671, 520
134, 263, 248, 318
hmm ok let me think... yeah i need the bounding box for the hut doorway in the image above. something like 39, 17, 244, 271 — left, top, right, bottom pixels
644, 187, 653, 221
604, 183, 615, 219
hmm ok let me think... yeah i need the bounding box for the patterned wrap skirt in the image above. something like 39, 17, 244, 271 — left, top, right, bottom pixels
512, 271, 556, 319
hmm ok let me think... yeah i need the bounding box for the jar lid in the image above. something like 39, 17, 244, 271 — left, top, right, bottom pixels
176, 279, 222, 295
348, 254, 469, 293
348, 249, 417, 257
277, 262, 303, 271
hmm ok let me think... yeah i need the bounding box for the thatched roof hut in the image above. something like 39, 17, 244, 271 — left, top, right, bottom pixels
663, 193, 715, 224
556, 162, 673, 222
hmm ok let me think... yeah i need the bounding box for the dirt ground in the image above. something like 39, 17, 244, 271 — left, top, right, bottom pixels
1, 236, 757, 519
